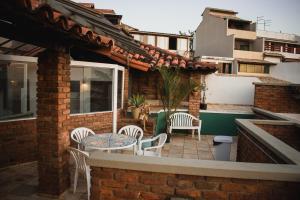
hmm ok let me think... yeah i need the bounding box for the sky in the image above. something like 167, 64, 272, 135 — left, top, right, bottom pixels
74, 0, 300, 35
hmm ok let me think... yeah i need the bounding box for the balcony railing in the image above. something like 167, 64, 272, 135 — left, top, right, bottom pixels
264, 45, 300, 55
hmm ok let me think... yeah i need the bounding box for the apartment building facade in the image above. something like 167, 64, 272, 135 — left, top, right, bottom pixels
130, 30, 192, 58
195, 7, 300, 75
258, 30, 300, 63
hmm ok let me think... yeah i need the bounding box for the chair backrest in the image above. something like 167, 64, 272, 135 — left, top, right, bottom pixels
117, 125, 143, 142
68, 147, 89, 173
71, 127, 95, 148
153, 133, 168, 154
169, 113, 196, 127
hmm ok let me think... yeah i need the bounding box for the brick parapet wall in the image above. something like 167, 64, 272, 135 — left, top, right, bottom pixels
0, 119, 37, 168
90, 167, 300, 200
237, 127, 287, 164
254, 84, 300, 113
256, 124, 300, 152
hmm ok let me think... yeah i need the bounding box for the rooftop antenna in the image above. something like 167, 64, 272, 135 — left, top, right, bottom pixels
263, 19, 272, 31
256, 16, 264, 30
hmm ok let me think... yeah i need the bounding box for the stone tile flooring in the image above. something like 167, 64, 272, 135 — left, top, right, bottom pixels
162, 135, 237, 161
0, 162, 86, 200
0, 134, 237, 200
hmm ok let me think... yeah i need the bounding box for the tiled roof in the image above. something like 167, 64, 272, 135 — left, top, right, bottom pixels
111, 43, 216, 72
4, 0, 216, 73
11, 0, 114, 48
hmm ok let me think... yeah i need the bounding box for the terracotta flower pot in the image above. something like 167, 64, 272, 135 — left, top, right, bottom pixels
132, 107, 141, 119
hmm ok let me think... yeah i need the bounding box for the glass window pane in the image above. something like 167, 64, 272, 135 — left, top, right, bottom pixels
70, 67, 113, 113
88, 68, 112, 112
0, 62, 36, 120
117, 70, 123, 108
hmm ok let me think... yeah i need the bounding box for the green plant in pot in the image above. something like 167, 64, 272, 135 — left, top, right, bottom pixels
129, 94, 145, 119
158, 67, 197, 142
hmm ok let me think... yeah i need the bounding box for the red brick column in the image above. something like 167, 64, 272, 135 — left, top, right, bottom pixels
123, 69, 129, 110
37, 49, 71, 196
188, 73, 201, 118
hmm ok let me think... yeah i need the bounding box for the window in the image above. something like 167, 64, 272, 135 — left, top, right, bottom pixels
168, 37, 177, 50
147, 35, 155, 46
117, 70, 123, 108
177, 38, 188, 51
70, 67, 113, 114
235, 39, 250, 51
157, 36, 168, 49
239, 63, 269, 74
0, 62, 37, 120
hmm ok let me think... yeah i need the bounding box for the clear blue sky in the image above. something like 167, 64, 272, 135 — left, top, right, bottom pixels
74, 0, 300, 35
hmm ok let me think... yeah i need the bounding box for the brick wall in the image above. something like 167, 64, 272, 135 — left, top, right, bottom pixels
131, 70, 160, 100
0, 110, 121, 168
237, 127, 287, 164
90, 167, 300, 200
256, 124, 300, 152
188, 73, 201, 118
0, 119, 37, 168
123, 69, 129, 110
254, 84, 300, 113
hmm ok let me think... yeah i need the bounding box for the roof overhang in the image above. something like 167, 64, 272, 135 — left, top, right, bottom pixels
201, 56, 234, 64
236, 58, 276, 65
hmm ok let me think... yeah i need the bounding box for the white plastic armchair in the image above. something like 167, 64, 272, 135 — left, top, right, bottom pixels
138, 133, 167, 157
71, 127, 96, 150
117, 125, 143, 155
169, 112, 202, 141
68, 147, 91, 200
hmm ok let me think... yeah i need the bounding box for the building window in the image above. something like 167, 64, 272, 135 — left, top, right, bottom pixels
0, 62, 37, 120
0, 58, 124, 120
177, 38, 188, 51
157, 36, 168, 49
239, 63, 269, 74
70, 67, 113, 114
235, 39, 250, 51
117, 70, 123, 108
168, 37, 177, 50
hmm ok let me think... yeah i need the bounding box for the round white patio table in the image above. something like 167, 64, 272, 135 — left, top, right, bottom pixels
81, 133, 137, 152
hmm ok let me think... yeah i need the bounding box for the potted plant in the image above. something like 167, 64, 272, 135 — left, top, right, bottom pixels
192, 85, 200, 96
200, 78, 208, 110
158, 67, 197, 142
129, 94, 145, 119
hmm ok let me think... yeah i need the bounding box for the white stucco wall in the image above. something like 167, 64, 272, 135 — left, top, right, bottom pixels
205, 74, 260, 105
270, 62, 300, 84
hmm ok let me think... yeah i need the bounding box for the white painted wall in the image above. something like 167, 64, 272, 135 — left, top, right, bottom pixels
205, 74, 261, 105
270, 62, 300, 84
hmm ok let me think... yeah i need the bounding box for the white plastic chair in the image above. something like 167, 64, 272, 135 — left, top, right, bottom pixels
138, 133, 167, 157
71, 127, 96, 149
68, 147, 91, 200
169, 112, 202, 141
117, 125, 143, 155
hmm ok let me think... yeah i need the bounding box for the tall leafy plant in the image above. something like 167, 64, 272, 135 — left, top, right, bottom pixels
158, 67, 197, 140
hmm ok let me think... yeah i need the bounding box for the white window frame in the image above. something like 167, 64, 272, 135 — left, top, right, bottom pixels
0, 55, 125, 132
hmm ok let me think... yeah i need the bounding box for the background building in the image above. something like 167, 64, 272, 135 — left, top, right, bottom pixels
195, 7, 300, 75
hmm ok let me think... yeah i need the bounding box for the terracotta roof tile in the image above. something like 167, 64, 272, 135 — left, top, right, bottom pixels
110, 42, 216, 72
9, 0, 216, 73
14, 1, 114, 48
